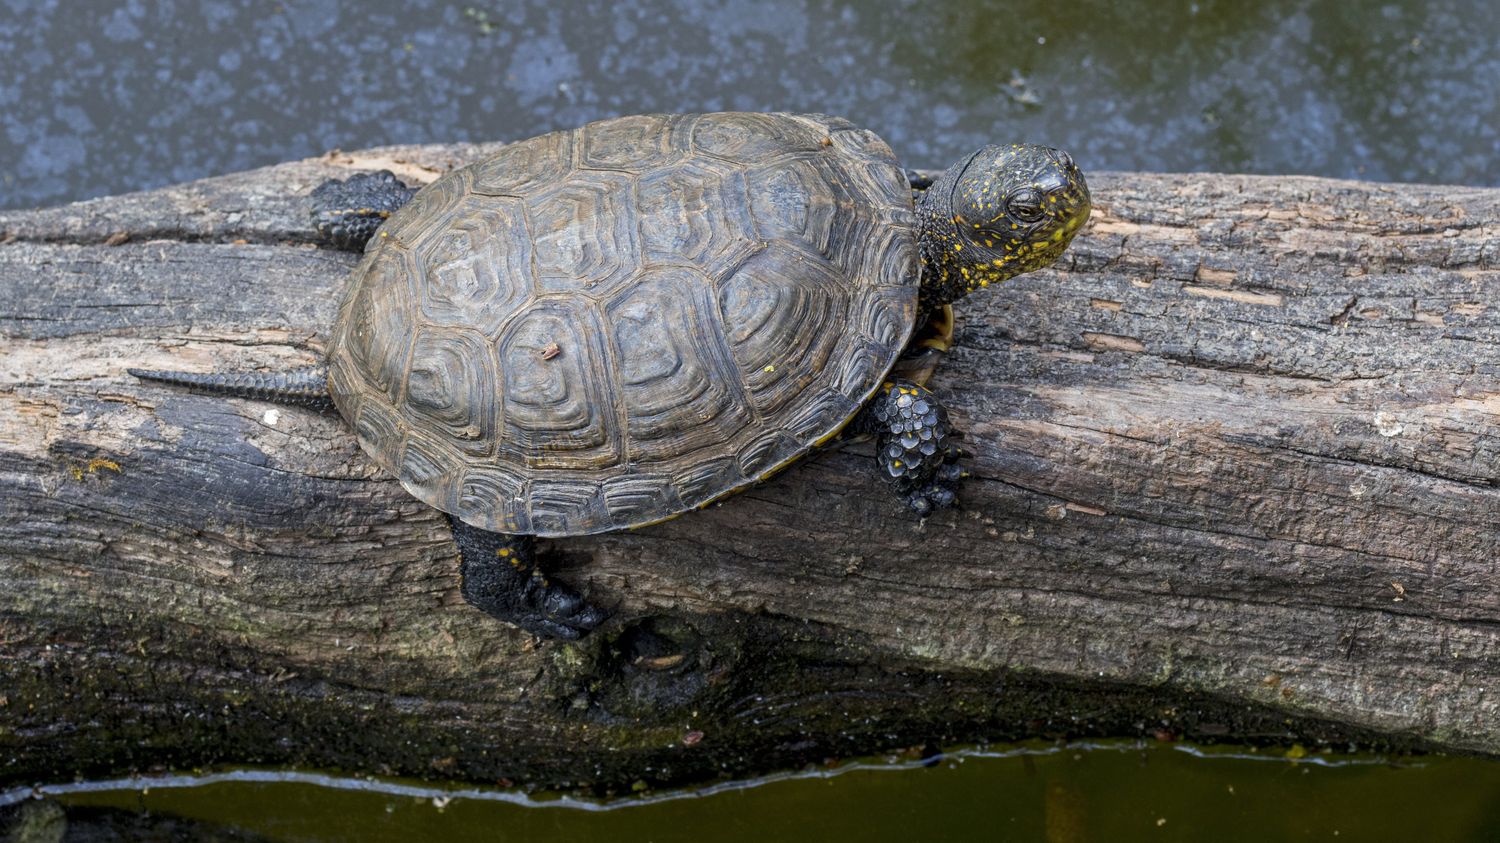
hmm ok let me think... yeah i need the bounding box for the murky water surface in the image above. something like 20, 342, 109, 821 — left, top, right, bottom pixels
7, 742, 1500, 842
2, 0, 1497, 210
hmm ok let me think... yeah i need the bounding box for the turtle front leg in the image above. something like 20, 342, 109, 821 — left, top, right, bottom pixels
448, 516, 608, 640
310, 170, 416, 251
855, 379, 966, 517
907, 170, 934, 204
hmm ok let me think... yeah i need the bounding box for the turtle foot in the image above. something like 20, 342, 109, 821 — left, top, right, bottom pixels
510, 574, 610, 641
310, 170, 415, 251
902, 458, 966, 518
856, 379, 969, 518
448, 517, 608, 640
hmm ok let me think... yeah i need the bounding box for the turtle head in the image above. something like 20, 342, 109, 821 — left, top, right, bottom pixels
916, 144, 1090, 306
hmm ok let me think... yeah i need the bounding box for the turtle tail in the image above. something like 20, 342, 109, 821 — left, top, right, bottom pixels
128, 365, 335, 411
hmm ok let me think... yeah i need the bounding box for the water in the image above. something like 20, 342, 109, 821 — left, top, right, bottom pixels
2, 0, 1497, 211
7, 742, 1500, 842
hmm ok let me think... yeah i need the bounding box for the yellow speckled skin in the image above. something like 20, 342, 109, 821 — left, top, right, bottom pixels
915, 144, 1091, 316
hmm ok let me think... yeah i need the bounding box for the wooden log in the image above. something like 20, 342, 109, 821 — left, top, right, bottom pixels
3, 143, 1498, 790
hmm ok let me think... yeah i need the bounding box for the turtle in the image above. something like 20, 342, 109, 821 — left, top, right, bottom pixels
131, 112, 1091, 640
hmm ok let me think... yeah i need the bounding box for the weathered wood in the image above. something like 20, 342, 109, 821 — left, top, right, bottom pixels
2, 144, 1498, 790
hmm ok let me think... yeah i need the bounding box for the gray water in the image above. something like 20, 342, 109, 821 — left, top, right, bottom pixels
3, 0, 1498, 212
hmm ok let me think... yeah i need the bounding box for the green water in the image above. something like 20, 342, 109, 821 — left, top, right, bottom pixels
3, 0, 1497, 209
10, 743, 1500, 842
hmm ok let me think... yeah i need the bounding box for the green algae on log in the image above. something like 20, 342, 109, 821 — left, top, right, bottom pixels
1, 143, 1498, 789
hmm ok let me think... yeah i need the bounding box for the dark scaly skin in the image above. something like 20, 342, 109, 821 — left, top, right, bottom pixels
309, 171, 415, 251
131, 140, 1091, 636
448, 517, 607, 640
127, 366, 334, 411
854, 379, 965, 517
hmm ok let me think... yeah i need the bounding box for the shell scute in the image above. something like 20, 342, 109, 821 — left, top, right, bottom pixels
403, 327, 499, 457
410, 194, 532, 337
603, 475, 685, 525
495, 300, 622, 472
526, 170, 640, 297
338, 244, 418, 402
689, 112, 825, 164
716, 244, 847, 416
528, 480, 607, 535
469, 128, 574, 197
606, 268, 753, 464
633, 159, 756, 276
580, 113, 680, 171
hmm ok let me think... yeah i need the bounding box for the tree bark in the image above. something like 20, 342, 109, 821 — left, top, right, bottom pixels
3, 144, 1498, 790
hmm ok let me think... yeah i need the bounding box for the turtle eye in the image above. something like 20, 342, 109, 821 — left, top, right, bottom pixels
1007, 189, 1046, 224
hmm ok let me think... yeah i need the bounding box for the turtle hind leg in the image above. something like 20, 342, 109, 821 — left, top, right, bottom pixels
128, 365, 334, 411
448, 516, 608, 640
309, 170, 415, 251
855, 379, 967, 518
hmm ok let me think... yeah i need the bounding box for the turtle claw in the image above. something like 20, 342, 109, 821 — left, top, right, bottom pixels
449, 517, 608, 640
856, 378, 970, 519
526, 608, 607, 641
936, 462, 965, 483
903, 467, 962, 518
903, 432, 967, 516
310, 170, 415, 251
525, 578, 609, 640
466, 564, 609, 641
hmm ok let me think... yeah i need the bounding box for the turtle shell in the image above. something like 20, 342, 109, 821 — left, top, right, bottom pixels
326, 112, 918, 537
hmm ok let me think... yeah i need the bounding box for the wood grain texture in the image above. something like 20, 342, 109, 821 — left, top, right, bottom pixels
2, 142, 1498, 789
